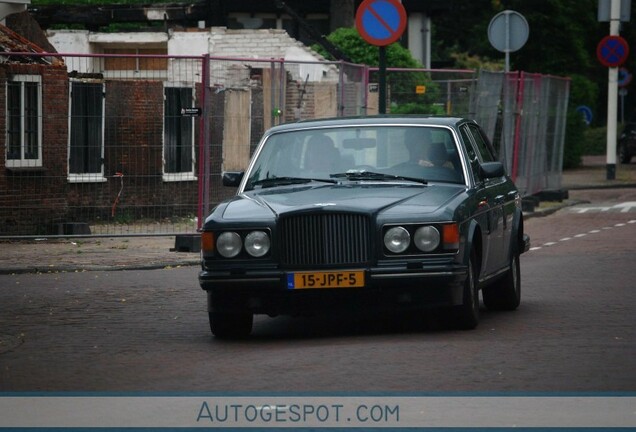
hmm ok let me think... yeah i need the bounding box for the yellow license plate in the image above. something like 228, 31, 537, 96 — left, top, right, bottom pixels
288, 270, 365, 289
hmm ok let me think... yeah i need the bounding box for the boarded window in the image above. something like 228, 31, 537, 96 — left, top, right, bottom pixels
103, 48, 168, 71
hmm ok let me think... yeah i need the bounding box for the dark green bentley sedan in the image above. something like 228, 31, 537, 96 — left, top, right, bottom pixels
199, 116, 530, 338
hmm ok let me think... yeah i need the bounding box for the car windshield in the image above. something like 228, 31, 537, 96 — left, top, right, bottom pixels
243, 125, 465, 191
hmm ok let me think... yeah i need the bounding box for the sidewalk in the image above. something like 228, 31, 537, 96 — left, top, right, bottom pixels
1, 155, 635, 274
561, 155, 636, 190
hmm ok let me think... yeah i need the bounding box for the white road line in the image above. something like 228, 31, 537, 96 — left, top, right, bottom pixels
528, 215, 635, 254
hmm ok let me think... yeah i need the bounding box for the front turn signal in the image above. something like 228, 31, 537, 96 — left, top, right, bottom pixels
201, 232, 215, 254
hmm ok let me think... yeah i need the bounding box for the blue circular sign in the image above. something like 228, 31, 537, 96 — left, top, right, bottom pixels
355, 0, 407, 47
576, 105, 593, 125
618, 67, 632, 87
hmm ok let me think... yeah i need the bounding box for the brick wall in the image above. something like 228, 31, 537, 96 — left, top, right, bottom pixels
0, 63, 70, 235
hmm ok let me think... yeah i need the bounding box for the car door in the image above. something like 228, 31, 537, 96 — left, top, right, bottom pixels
459, 124, 507, 277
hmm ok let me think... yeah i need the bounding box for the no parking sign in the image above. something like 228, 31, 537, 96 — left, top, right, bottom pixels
597, 35, 630, 67
355, 0, 407, 47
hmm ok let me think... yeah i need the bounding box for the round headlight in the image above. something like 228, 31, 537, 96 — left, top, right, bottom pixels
245, 230, 270, 257
384, 226, 410, 253
414, 226, 440, 252
216, 232, 242, 258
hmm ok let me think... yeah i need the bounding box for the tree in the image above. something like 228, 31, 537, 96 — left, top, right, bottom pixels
312, 27, 443, 114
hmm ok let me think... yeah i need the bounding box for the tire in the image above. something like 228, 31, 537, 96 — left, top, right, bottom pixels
454, 249, 479, 330
483, 249, 521, 311
618, 143, 632, 164
209, 311, 253, 339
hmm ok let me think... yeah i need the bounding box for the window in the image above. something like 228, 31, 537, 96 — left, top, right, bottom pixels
68, 81, 105, 182
467, 124, 496, 163
164, 86, 195, 181
6, 75, 42, 168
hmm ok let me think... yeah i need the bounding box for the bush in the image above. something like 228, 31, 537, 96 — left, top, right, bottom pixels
582, 125, 608, 156
563, 110, 585, 169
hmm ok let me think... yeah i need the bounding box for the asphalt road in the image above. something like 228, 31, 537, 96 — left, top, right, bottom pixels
1, 188, 635, 392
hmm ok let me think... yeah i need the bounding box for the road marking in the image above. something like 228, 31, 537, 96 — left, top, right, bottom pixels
570, 202, 636, 214
528, 217, 634, 254
613, 202, 636, 213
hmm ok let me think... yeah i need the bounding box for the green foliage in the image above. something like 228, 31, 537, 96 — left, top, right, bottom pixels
312, 27, 421, 68
582, 125, 608, 156
568, 74, 600, 112
391, 102, 445, 115
563, 110, 586, 169
450, 52, 504, 71
313, 28, 442, 114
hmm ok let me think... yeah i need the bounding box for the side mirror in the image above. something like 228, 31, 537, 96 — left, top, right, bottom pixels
222, 171, 244, 187
480, 161, 505, 179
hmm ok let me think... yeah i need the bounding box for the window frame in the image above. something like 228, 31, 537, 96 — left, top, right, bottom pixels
5, 74, 43, 169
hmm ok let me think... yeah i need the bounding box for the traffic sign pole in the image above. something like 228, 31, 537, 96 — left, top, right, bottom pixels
355, 0, 407, 115
379, 46, 386, 114
606, 0, 621, 180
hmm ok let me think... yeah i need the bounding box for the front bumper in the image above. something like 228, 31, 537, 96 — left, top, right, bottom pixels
199, 263, 468, 316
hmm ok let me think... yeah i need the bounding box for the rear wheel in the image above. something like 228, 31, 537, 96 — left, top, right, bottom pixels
454, 249, 479, 330
483, 249, 521, 311
209, 311, 253, 339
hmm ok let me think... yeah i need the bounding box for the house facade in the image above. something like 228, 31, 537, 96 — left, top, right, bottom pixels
1, 23, 366, 235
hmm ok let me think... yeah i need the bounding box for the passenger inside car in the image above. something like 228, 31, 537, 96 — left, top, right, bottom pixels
403, 128, 434, 167
304, 135, 341, 174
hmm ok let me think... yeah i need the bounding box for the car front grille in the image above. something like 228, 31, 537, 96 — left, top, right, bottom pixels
279, 213, 370, 266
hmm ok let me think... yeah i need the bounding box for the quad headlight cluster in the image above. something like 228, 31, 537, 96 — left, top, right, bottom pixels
383, 223, 459, 255
202, 230, 271, 258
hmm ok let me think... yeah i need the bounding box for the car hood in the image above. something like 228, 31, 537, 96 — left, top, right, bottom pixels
218, 183, 465, 221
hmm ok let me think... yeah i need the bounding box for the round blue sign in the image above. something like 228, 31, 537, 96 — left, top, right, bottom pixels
576, 105, 593, 125
355, 0, 407, 47
618, 67, 633, 87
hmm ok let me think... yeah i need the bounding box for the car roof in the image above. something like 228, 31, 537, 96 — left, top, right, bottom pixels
266, 115, 472, 134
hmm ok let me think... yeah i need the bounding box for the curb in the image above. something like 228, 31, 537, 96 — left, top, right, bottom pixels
0, 259, 200, 275
563, 183, 636, 190
522, 199, 588, 220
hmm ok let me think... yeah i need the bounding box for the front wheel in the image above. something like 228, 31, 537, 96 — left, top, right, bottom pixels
209, 311, 253, 339
483, 250, 521, 311
454, 250, 479, 330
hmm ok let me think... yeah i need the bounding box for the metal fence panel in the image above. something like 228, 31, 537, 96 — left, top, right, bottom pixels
0, 52, 568, 237
0, 54, 368, 237
469, 70, 570, 196
1, 53, 205, 237
368, 68, 477, 117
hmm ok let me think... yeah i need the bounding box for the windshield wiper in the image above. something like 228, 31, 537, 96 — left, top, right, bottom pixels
330, 171, 427, 185
251, 176, 337, 188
